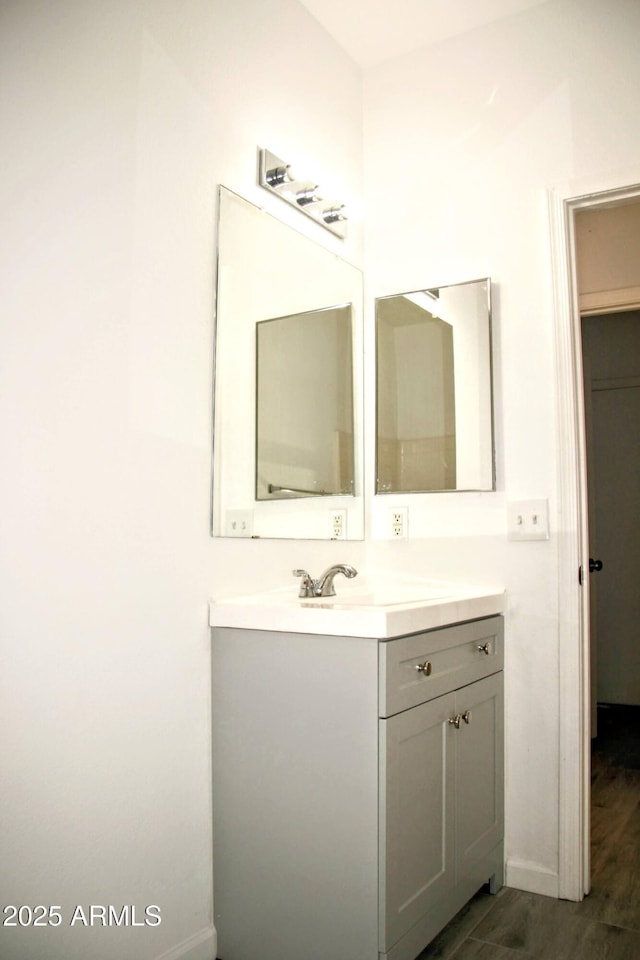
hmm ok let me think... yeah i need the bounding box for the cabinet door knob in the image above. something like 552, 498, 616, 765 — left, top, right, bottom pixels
478, 641, 491, 655
462, 710, 472, 725
415, 660, 432, 676
448, 714, 462, 729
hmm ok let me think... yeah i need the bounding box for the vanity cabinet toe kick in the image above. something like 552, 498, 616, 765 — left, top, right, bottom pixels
212, 615, 504, 960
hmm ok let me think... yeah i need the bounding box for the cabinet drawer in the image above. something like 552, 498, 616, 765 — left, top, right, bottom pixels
379, 616, 503, 718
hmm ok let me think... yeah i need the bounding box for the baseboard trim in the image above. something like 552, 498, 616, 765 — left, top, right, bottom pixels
505, 860, 559, 898
153, 924, 216, 960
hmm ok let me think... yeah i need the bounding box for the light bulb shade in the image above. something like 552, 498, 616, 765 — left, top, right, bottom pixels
265, 164, 295, 187
322, 204, 347, 224
296, 186, 322, 206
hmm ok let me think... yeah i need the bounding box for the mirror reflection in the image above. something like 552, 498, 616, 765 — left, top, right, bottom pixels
376, 278, 494, 493
212, 186, 364, 539
256, 304, 354, 500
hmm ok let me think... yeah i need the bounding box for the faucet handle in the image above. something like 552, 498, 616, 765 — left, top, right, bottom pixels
293, 569, 316, 598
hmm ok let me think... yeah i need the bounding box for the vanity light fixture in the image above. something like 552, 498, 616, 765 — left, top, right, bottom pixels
258, 147, 348, 239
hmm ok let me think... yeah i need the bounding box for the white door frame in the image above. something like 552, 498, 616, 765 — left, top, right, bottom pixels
548, 171, 640, 901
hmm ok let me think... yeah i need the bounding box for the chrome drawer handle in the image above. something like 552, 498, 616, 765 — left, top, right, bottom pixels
415, 660, 432, 676
448, 714, 462, 729
462, 710, 472, 725
478, 641, 492, 655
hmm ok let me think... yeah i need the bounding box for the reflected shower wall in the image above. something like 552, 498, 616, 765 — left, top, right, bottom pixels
256, 304, 354, 500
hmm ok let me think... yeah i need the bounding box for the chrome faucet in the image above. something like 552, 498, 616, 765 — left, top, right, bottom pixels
293, 564, 358, 598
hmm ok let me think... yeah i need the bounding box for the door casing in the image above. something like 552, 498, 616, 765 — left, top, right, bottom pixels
548, 170, 640, 900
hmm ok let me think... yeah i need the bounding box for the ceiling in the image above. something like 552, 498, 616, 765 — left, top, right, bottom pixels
296, 0, 553, 68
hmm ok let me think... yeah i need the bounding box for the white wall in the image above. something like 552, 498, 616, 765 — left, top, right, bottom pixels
0, 2, 363, 959
363, 0, 640, 895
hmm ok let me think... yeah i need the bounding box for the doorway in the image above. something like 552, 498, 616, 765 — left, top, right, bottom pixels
549, 175, 640, 902
582, 309, 640, 717
575, 200, 640, 730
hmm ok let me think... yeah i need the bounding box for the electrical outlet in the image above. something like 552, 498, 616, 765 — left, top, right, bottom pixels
330, 510, 346, 540
390, 507, 408, 539
507, 499, 549, 541
225, 509, 254, 538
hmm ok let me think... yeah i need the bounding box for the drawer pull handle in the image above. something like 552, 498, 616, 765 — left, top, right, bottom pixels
448, 714, 462, 729
462, 710, 472, 725
478, 641, 492, 655
415, 660, 432, 676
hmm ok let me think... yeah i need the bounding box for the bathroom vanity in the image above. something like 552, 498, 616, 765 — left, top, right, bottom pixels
210, 585, 504, 960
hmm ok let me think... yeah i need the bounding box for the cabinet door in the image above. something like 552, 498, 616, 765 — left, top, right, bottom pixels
379, 691, 456, 952
454, 672, 504, 888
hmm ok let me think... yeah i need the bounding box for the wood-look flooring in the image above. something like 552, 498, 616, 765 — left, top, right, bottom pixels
416, 704, 640, 960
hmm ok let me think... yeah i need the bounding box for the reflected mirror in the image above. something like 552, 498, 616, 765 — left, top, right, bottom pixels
256, 304, 354, 500
376, 278, 494, 493
212, 186, 364, 539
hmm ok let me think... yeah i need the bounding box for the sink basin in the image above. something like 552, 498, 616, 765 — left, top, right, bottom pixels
210, 577, 504, 638
301, 585, 450, 608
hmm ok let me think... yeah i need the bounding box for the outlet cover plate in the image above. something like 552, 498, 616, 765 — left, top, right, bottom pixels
390, 507, 408, 539
329, 509, 347, 540
225, 509, 254, 538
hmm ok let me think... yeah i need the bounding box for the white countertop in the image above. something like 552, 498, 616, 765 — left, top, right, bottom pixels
209, 578, 505, 639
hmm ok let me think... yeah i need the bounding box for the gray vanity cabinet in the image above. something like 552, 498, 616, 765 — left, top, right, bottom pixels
212, 616, 504, 960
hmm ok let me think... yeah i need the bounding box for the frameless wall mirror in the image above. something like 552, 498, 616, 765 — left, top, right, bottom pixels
376, 278, 494, 493
212, 186, 364, 539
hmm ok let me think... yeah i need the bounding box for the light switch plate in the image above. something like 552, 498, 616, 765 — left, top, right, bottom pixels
507, 499, 550, 541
